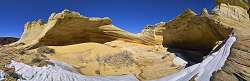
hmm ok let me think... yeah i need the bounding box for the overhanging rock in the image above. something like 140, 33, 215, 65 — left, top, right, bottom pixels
12, 10, 156, 48
152, 34, 236, 81
163, 9, 232, 51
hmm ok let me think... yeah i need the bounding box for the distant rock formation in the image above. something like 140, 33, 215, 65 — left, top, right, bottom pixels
0, 37, 19, 45
139, 22, 166, 45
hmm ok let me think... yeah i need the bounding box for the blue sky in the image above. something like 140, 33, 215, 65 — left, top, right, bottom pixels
0, 0, 215, 37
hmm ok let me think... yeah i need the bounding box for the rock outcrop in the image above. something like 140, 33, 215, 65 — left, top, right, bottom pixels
163, 9, 232, 51
215, 0, 249, 10
152, 35, 236, 81
1, 0, 250, 81
212, 3, 249, 22
12, 10, 156, 48
42, 40, 179, 80
2, 10, 181, 81
139, 22, 166, 45
0, 37, 19, 45
161, 0, 250, 80
200, 8, 210, 16
211, 1, 250, 80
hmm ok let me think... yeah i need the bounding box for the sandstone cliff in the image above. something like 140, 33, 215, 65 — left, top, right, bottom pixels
211, 0, 250, 80
2, 10, 181, 81
160, 0, 250, 80
139, 22, 166, 45
12, 10, 156, 48
1, 0, 250, 81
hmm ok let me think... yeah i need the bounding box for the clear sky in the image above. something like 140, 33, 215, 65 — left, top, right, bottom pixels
0, 0, 215, 37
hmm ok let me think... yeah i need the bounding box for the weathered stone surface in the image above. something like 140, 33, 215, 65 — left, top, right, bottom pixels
200, 8, 210, 16
12, 10, 156, 48
210, 1, 250, 80
0, 9, 181, 81
210, 16, 250, 81
2, 0, 250, 81
44, 40, 179, 80
139, 22, 166, 45
212, 3, 249, 22
215, 0, 249, 10
160, 1, 250, 80
5, 61, 140, 81
163, 9, 232, 51
151, 35, 236, 81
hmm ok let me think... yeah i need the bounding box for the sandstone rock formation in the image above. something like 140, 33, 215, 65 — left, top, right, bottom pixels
162, 9, 232, 51
1, 0, 250, 81
200, 8, 210, 16
1, 10, 180, 81
139, 22, 166, 45
215, 0, 249, 10
0, 37, 18, 45
5, 61, 139, 81
152, 35, 236, 81
12, 10, 156, 48
160, 0, 250, 80
43, 41, 179, 80
212, 3, 249, 22
211, 2, 250, 80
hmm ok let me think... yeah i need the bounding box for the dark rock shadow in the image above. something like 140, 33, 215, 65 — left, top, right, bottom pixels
166, 46, 212, 67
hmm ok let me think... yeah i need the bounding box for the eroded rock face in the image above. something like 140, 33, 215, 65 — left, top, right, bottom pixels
2, 1, 249, 81
139, 22, 166, 45
13, 10, 156, 48
209, 1, 250, 81
200, 8, 210, 16
209, 17, 250, 81
160, 0, 250, 80
215, 0, 249, 10
163, 9, 232, 51
0, 9, 179, 81
212, 3, 249, 22
44, 40, 179, 80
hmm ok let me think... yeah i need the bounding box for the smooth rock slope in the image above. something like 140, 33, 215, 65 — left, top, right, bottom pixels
11, 10, 156, 48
